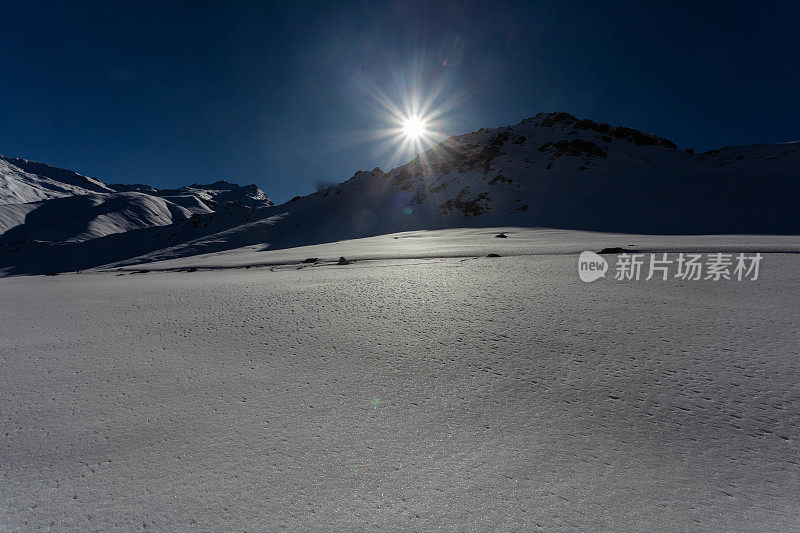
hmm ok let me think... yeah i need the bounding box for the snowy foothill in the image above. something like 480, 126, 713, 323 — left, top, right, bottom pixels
2, 231, 799, 530
109, 227, 800, 272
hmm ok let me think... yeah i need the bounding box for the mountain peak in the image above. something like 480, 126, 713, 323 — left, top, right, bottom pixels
0, 155, 114, 205
519, 111, 678, 149
188, 179, 233, 189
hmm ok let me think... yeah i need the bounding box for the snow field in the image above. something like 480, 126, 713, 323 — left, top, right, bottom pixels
1, 252, 799, 530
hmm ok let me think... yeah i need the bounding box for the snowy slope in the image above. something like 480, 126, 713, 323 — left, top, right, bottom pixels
0, 202, 40, 237
0, 156, 273, 246
271, 112, 799, 238
109, 227, 800, 272
2, 245, 799, 530
107, 113, 800, 269
1, 112, 798, 275
107, 112, 799, 269
0, 192, 212, 244
0, 156, 113, 205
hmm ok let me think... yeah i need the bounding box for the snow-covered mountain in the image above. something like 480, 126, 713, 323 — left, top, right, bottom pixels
109, 180, 272, 208
290, 111, 798, 237
1, 112, 798, 275
0, 156, 114, 205
0, 156, 273, 245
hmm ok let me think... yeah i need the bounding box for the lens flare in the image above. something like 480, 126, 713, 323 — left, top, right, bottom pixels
402, 116, 426, 139
324, 49, 469, 170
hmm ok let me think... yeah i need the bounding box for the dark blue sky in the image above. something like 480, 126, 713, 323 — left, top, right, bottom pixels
2, 1, 798, 203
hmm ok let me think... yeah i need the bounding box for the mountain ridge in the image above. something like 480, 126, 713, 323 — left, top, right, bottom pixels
0, 155, 272, 245
1, 111, 798, 275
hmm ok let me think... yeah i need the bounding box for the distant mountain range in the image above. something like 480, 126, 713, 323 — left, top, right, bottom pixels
0, 156, 272, 244
1, 112, 798, 275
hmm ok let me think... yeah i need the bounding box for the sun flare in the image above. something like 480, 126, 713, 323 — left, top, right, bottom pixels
367, 89, 446, 167
402, 116, 426, 140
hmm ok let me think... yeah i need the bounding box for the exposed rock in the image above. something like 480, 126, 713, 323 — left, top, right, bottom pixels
476, 131, 510, 162
487, 253, 501, 257
302, 258, 318, 264
532, 112, 677, 149
598, 247, 624, 254
438, 187, 491, 216
610, 126, 677, 149
488, 174, 513, 185
337, 257, 350, 265
538, 139, 607, 158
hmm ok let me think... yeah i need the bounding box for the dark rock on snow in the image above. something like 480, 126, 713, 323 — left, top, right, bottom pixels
598, 247, 624, 254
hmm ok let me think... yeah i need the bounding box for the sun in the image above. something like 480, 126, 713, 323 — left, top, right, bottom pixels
371, 102, 442, 166
402, 116, 426, 139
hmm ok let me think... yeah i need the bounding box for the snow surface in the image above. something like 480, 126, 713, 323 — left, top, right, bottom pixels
2, 232, 799, 530
113, 227, 800, 272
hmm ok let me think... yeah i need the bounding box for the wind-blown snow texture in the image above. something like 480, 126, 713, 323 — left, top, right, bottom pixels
2, 246, 799, 530
2, 112, 798, 275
